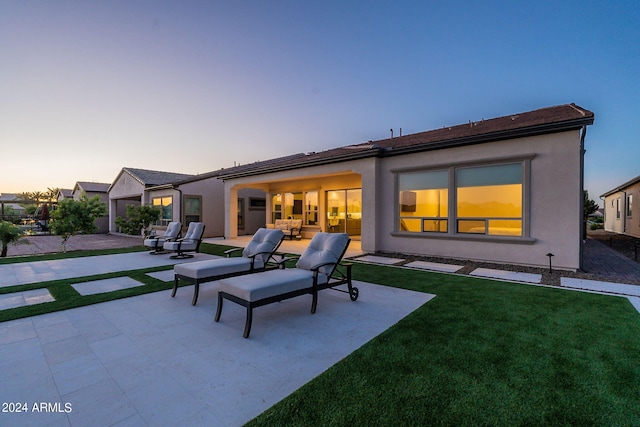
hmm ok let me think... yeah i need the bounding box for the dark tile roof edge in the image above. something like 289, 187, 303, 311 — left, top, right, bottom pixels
601, 174, 640, 198
218, 103, 594, 180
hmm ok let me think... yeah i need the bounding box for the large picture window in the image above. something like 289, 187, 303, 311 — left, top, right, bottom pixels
398, 170, 448, 232
456, 163, 522, 236
397, 162, 525, 237
152, 196, 173, 226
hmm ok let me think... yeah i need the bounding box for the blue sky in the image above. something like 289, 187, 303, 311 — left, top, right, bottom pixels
1, 1, 638, 204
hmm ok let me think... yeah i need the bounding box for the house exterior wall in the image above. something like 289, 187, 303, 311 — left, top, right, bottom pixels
604, 181, 640, 238
108, 172, 145, 233
377, 130, 583, 270
222, 129, 584, 270
144, 178, 266, 238
225, 130, 582, 270
237, 188, 268, 235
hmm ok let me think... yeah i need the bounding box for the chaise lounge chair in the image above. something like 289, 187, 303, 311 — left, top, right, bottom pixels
143, 221, 182, 254
163, 222, 206, 259
172, 227, 285, 305
215, 232, 359, 338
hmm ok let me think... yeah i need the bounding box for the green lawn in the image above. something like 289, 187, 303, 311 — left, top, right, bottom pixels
250, 263, 640, 426
1, 245, 639, 425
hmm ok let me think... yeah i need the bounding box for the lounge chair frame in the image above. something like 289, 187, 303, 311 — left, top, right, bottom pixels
172, 235, 285, 305
215, 238, 358, 338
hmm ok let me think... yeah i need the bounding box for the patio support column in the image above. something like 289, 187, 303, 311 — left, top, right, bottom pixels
360, 159, 378, 253
109, 198, 117, 233
225, 183, 239, 239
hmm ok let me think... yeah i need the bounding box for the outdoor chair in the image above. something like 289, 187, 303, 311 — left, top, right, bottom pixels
215, 232, 358, 338
172, 228, 285, 305
143, 221, 182, 254
163, 222, 205, 259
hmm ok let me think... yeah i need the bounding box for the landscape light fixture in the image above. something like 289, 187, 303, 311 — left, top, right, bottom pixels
546, 253, 554, 273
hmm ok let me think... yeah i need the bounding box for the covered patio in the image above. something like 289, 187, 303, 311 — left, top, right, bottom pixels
203, 234, 366, 259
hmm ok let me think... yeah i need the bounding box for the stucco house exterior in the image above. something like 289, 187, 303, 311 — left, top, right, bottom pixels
56, 189, 73, 201
108, 167, 265, 237
601, 175, 640, 238
218, 104, 594, 271
72, 182, 110, 233
0, 193, 26, 218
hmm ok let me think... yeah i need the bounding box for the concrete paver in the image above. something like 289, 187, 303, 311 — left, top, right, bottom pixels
470, 268, 542, 284
0, 280, 434, 426
405, 260, 464, 273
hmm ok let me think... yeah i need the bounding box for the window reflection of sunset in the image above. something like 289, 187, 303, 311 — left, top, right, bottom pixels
457, 184, 522, 217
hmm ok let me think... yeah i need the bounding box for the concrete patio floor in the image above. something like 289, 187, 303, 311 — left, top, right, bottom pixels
203, 235, 366, 259
0, 251, 433, 426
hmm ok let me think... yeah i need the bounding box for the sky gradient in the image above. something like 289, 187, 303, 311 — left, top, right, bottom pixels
1, 1, 638, 203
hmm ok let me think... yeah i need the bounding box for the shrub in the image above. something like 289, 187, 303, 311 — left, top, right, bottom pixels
115, 205, 161, 236
0, 221, 26, 257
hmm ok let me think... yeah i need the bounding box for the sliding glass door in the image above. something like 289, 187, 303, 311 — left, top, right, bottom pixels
326, 189, 361, 236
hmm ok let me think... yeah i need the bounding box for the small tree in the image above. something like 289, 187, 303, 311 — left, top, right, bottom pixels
584, 190, 599, 219
50, 196, 108, 251
115, 205, 161, 236
0, 221, 26, 257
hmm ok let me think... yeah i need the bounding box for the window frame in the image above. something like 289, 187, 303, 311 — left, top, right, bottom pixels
152, 196, 173, 226
392, 155, 534, 243
183, 195, 202, 226
270, 190, 321, 226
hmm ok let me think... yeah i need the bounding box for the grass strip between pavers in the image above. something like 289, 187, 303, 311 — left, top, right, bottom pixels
0, 243, 233, 322
2, 244, 640, 425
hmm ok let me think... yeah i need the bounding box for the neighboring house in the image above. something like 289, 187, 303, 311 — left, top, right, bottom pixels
218, 103, 594, 271
108, 167, 265, 237
601, 175, 640, 238
72, 182, 110, 233
56, 189, 73, 201
0, 193, 26, 218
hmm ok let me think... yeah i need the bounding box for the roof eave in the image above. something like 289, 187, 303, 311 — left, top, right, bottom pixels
218, 150, 379, 180
385, 117, 594, 157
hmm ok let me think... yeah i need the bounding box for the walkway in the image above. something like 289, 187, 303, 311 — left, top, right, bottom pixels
582, 237, 640, 284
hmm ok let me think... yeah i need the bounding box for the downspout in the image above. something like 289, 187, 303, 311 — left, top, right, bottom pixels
579, 125, 587, 270
622, 191, 627, 233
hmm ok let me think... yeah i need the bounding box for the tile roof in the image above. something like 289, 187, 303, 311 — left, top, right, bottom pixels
76, 182, 110, 193
122, 168, 196, 187
218, 103, 594, 179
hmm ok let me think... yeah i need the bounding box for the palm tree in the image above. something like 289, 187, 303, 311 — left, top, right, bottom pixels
46, 187, 60, 203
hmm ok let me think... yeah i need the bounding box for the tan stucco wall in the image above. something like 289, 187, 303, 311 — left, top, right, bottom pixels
376, 130, 583, 270
604, 181, 640, 238
221, 129, 584, 269
144, 178, 266, 238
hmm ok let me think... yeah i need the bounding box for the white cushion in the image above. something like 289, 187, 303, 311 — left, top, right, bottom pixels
164, 240, 198, 251
218, 269, 327, 302
296, 233, 349, 275
175, 257, 255, 279
183, 222, 205, 240
163, 222, 182, 238
242, 228, 284, 263
144, 237, 170, 248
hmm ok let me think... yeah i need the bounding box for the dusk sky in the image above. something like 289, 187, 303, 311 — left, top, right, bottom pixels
1, 1, 638, 204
